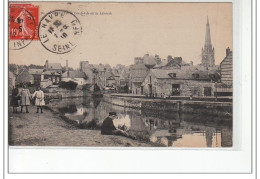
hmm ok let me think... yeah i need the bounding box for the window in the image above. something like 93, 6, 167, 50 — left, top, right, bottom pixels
169, 73, 176, 78
192, 73, 199, 79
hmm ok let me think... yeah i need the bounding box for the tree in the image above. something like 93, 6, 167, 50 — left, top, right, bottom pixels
9, 64, 18, 74
59, 81, 78, 90
29, 64, 44, 69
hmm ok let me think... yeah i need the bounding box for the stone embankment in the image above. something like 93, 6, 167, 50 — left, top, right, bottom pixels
103, 94, 232, 117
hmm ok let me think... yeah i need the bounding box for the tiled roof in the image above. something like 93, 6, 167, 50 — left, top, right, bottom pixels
150, 68, 212, 80
29, 68, 44, 75
42, 71, 61, 75
48, 63, 62, 70
130, 64, 148, 77
62, 71, 87, 78
153, 61, 167, 68
153, 59, 181, 69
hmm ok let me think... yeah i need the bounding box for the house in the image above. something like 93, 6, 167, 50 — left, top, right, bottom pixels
129, 63, 149, 94
153, 56, 182, 70
16, 68, 34, 85
106, 71, 116, 87
40, 79, 53, 88
41, 71, 61, 84
79, 61, 99, 85
220, 47, 233, 85
96, 69, 107, 90
44, 60, 62, 73
29, 68, 44, 85
40, 60, 63, 84
61, 71, 88, 85
142, 68, 215, 97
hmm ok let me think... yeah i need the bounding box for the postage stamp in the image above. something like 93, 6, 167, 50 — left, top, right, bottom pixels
9, 4, 39, 50
38, 10, 82, 54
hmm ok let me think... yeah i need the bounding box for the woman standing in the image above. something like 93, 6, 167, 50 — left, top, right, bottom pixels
19, 84, 31, 113
10, 87, 20, 113
32, 87, 45, 113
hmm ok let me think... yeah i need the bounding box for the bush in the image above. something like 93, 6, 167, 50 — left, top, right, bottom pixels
94, 84, 101, 92
59, 81, 77, 90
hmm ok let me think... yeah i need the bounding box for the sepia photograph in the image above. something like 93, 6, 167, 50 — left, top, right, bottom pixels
8, 2, 233, 148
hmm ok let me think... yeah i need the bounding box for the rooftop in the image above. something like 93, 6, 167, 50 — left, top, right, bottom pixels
47, 63, 62, 70
29, 68, 44, 75
150, 68, 213, 80
62, 71, 87, 78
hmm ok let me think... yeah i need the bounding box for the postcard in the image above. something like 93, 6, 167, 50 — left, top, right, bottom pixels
8, 2, 233, 148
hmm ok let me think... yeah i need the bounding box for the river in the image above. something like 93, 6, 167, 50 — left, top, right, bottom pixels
48, 97, 232, 147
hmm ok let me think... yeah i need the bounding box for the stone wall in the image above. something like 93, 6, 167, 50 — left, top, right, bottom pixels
44, 88, 92, 99
103, 94, 232, 117
143, 78, 215, 97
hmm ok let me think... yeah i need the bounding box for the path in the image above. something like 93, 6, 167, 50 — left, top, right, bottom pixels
8, 106, 152, 147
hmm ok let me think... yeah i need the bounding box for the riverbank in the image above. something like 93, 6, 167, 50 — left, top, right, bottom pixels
8, 106, 153, 147
103, 94, 233, 117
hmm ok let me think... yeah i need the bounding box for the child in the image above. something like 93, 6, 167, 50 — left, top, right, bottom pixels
32, 87, 45, 113
10, 87, 20, 113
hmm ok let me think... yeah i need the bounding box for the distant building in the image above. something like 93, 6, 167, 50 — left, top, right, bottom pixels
40, 79, 52, 88
129, 63, 149, 94
154, 56, 182, 70
29, 68, 44, 85
61, 71, 88, 85
41, 71, 61, 84
220, 47, 233, 85
40, 60, 63, 84
106, 76, 116, 87
201, 17, 215, 67
142, 69, 215, 97
44, 60, 62, 73
134, 57, 144, 65
79, 61, 99, 85
16, 68, 34, 85
80, 61, 90, 72
96, 69, 107, 89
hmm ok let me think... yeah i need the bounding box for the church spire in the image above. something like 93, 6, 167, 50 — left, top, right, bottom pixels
205, 16, 212, 47
201, 16, 215, 67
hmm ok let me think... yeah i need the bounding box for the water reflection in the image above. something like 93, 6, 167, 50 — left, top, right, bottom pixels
48, 97, 232, 147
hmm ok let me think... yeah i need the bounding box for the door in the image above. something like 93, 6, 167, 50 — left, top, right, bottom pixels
204, 87, 212, 96
172, 84, 180, 96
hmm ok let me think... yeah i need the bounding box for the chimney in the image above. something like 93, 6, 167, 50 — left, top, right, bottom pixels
45, 60, 49, 70
66, 60, 68, 71
226, 47, 230, 56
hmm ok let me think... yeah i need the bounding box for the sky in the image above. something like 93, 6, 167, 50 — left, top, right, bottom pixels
9, 2, 232, 69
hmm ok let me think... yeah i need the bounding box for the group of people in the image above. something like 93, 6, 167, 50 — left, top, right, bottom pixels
10, 85, 45, 114
11, 85, 135, 139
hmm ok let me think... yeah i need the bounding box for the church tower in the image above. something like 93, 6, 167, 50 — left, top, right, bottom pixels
201, 17, 215, 67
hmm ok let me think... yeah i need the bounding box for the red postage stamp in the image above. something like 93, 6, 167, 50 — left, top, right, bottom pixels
9, 4, 39, 49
